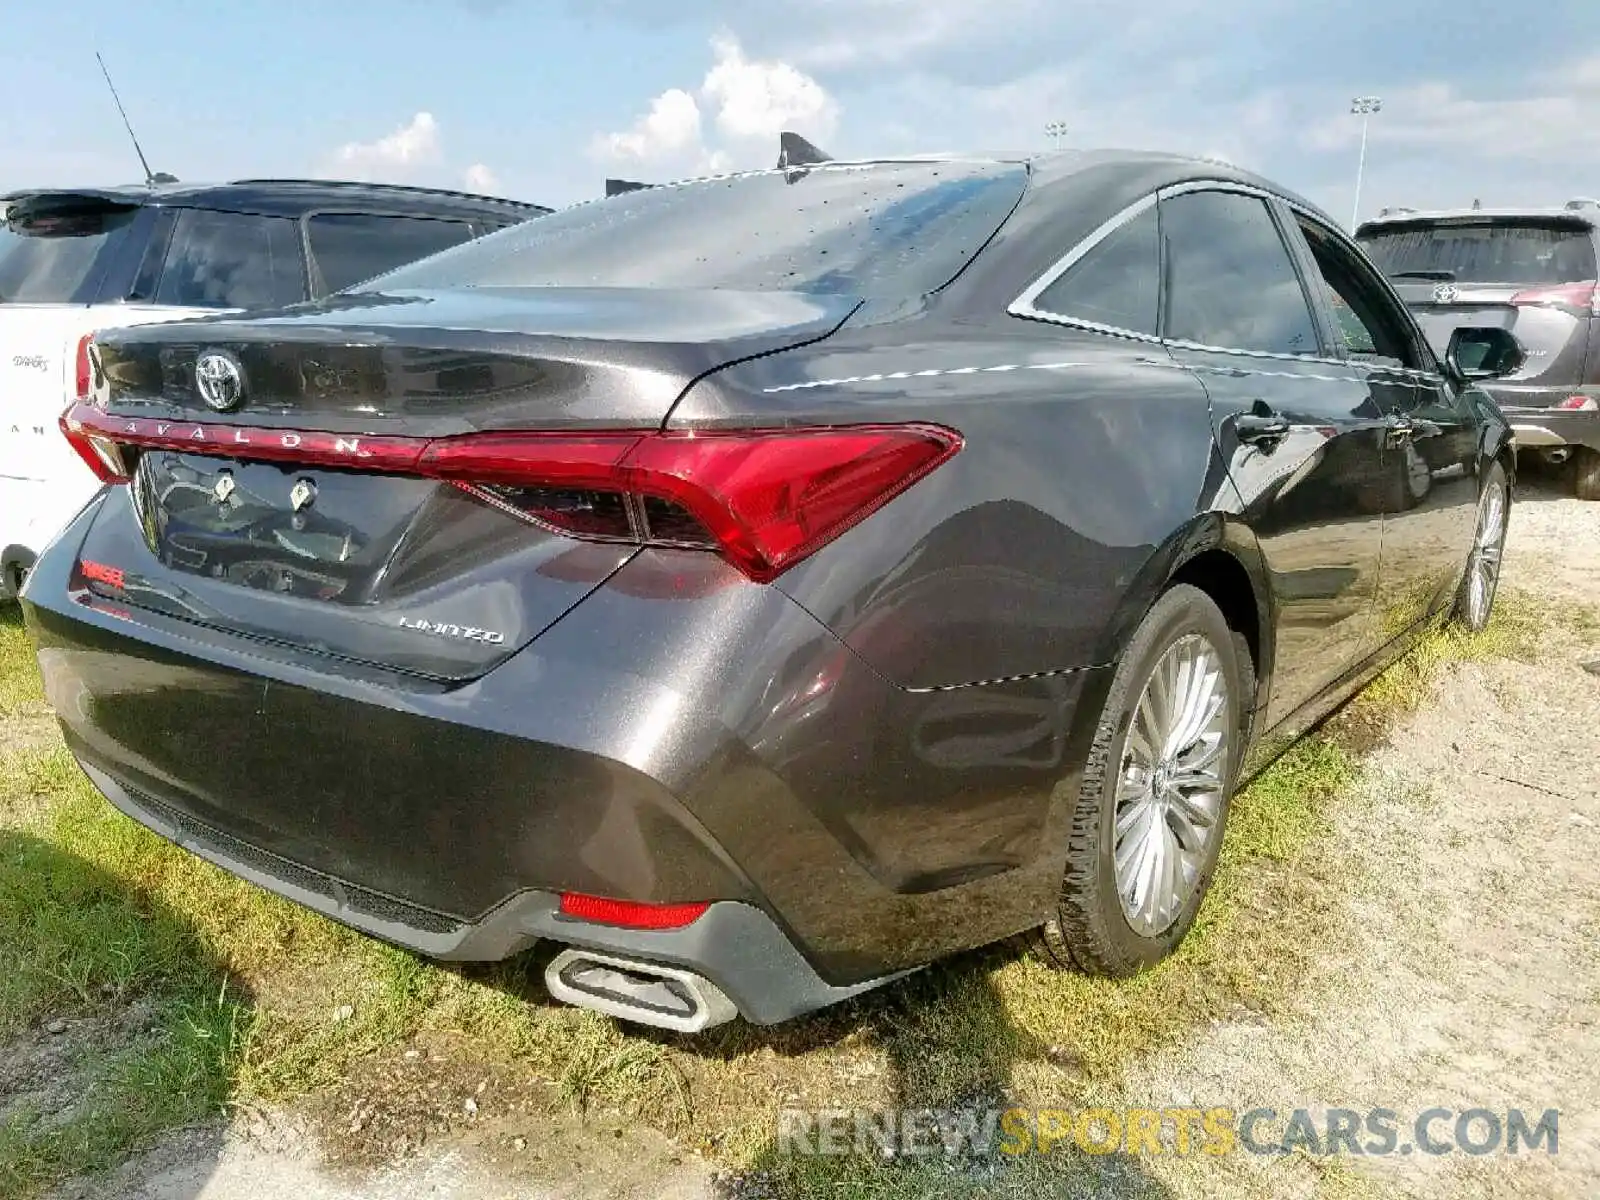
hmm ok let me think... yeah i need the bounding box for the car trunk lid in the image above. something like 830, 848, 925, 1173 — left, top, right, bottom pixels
67, 286, 860, 681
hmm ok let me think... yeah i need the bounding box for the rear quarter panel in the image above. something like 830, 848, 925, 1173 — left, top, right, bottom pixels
671, 315, 1222, 689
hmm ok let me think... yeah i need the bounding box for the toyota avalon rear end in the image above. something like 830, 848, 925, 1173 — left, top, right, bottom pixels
21, 159, 1040, 1032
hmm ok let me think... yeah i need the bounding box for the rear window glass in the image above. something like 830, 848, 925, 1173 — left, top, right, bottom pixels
1358, 220, 1597, 285
154, 209, 307, 309
0, 199, 139, 304
308, 213, 477, 293
358, 161, 1028, 299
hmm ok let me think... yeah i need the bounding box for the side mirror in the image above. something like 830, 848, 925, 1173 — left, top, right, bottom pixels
1446, 326, 1524, 381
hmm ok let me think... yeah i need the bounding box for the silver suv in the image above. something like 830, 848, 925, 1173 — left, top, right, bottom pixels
1357, 200, 1600, 499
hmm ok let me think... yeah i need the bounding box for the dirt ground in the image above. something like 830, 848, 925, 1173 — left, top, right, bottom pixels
12, 468, 1600, 1200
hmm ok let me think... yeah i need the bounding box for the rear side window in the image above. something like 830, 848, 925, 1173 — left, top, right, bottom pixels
358, 161, 1029, 299
307, 213, 476, 293
1031, 203, 1160, 336
1358, 220, 1598, 285
1161, 190, 1320, 356
153, 209, 306, 309
0, 199, 140, 304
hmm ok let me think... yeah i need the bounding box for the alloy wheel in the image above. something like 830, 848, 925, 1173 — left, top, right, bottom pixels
1465, 478, 1507, 629
1113, 632, 1230, 936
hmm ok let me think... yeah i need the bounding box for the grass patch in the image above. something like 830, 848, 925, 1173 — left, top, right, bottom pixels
0, 590, 1579, 1196
0, 602, 45, 720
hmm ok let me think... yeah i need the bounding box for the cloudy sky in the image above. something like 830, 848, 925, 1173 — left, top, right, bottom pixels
5, 0, 1598, 225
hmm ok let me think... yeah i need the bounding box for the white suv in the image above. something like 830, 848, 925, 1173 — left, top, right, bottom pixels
1, 180, 545, 597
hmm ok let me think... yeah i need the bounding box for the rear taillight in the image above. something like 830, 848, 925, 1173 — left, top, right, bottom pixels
74, 334, 93, 400
1556, 395, 1599, 411
557, 892, 709, 930
1510, 281, 1600, 316
56, 404, 962, 582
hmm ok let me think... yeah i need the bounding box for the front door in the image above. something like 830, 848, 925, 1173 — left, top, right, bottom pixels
1289, 213, 1482, 639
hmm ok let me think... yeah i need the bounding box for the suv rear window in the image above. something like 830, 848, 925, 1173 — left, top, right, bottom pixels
0, 198, 140, 304
1358, 219, 1598, 285
358, 161, 1028, 299
153, 209, 307, 309
308, 213, 476, 293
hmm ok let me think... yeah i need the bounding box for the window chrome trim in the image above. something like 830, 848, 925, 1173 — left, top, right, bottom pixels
1008, 190, 1160, 342
1009, 176, 1430, 371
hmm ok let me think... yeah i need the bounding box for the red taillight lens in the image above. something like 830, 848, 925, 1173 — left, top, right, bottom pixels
557, 893, 709, 930
1556, 395, 1599, 411
622, 427, 958, 581
60, 405, 130, 484
74, 334, 93, 400
1510, 281, 1600, 315
56, 405, 962, 581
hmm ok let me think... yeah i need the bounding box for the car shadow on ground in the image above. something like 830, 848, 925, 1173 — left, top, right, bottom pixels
466, 938, 1177, 1197
1513, 455, 1583, 502
0, 829, 244, 1200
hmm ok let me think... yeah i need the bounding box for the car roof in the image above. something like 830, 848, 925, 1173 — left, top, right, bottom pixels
602, 149, 1345, 232
1357, 204, 1600, 232
1, 178, 551, 219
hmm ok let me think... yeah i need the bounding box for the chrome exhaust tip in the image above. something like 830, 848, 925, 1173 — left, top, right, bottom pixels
544, 949, 739, 1033
1544, 446, 1574, 465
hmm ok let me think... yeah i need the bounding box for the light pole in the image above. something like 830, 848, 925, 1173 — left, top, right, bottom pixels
1044, 120, 1069, 150
1350, 96, 1382, 231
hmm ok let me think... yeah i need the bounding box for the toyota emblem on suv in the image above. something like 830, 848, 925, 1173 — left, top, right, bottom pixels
195, 350, 246, 411
1431, 283, 1460, 304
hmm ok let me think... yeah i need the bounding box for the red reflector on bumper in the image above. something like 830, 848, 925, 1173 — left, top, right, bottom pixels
558, 893, 710, 930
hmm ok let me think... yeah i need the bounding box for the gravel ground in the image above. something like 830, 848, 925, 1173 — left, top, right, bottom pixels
33, 467, 1600, 1200
1120, 466, 1600, 1199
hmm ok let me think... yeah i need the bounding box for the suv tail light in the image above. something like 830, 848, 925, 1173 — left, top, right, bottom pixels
1509, 281, 1600, 316
1555, 395, 1599, 411
74, 333, 93, 400
57, 403, 962, 582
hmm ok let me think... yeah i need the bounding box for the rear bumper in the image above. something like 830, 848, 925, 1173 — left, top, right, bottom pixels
1490, 386, 1600, 452
24, 496, 1103, 1008
84, 761, 893, 1025
0, 475, 103, 598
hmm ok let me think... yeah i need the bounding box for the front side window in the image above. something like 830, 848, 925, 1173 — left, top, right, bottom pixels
308, 213, 476, 294
153, 209, 306, 309
1297, 217, 1422, 370
1030, 203, 1160, 336
1161, 190, 1320, 356
357, 161, 1029, 300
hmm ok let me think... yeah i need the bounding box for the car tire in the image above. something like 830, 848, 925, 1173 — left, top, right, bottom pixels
1574, 447, 1600, 502
1032, 584, 1249, 977
1452, 460, 1509, 633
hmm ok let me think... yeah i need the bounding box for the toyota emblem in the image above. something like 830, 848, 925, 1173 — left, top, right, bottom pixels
195, 350, 246, 412
1431, 283, 1460, 304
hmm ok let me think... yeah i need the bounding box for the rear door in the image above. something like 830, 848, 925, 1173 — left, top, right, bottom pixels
1293, 213, 1480, 637
1358, 216, 1597, 397
1157, 184, 1392, 729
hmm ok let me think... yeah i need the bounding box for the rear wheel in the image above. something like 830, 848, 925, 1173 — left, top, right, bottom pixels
1453, 461, 1509, 632
1033, 584, 1246, 976
1574, 447, 1600, 502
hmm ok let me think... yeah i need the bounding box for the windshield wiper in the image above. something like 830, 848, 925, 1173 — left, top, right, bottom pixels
1392, 269, 1457, 281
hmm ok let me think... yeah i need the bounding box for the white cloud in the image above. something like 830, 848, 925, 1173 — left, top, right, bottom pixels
596, 87, 704, 162
462, 162, 501, 192
1306, 58, 1600, 162
590, 34, 837, 178
331, 112, 442, 180
701, 32, 838, 141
